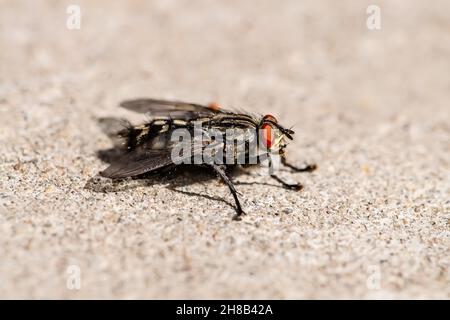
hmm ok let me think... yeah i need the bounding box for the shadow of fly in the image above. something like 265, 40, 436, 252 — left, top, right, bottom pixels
99, 98, 316, 220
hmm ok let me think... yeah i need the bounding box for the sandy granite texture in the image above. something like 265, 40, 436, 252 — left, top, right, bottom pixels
0, 0, 449, 298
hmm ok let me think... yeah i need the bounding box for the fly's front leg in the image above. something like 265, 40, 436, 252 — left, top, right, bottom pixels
281, 157, 317, 172
268, 155, 303, 191
208, 164, 245, 220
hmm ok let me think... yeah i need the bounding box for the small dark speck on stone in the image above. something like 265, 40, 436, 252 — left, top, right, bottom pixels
283, 208, 293, 214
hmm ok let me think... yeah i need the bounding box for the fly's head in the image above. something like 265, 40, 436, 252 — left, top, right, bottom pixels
259, 114, 294, 156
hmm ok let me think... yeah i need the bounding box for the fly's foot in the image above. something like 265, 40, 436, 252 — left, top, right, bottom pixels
232, 214, 242, 221
284, 182, 303, 191
281, 159, 317, 173
270, 174, 303, 191
289, 163, 317, 172
232, 210, 245, 221
298, 163, 317, 172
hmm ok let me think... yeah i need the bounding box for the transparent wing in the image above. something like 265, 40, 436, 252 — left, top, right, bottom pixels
119, 98, 226, 119
99, 130, 219, 179
99, 148, 174, 179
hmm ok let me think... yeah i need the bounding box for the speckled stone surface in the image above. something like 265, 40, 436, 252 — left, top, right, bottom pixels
0, 0, 449, 298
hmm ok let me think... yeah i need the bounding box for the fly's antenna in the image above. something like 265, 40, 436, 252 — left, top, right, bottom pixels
288, 119, 303, 131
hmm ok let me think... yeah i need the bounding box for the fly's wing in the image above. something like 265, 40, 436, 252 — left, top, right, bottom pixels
120, 98, 229, 119
100, 128, 175, 179
99, 148, 174, 179
100, 128, 218, 179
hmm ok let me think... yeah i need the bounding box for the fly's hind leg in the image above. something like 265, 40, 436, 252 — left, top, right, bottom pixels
207, 164, 245, 220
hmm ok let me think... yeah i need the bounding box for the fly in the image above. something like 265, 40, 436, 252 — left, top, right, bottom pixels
99, 98, 317, 220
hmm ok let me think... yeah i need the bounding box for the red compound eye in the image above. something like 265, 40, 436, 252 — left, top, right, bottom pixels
262, 114, 278, 123
261, 123, 273, 149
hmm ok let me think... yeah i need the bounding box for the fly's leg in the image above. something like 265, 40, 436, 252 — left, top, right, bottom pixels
270, 174, 303, 191
208, 164, 245, 220
281, 158, 317, 172
267, 155, 304, 191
